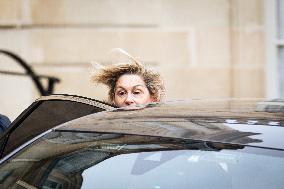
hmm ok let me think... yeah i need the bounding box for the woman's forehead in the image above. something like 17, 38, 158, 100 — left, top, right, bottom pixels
115, 74, 146, 89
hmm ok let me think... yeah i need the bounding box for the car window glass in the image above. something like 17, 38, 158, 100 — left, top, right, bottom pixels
80, 150, 284, 189
2, 100, 106, 157
0, 131, 283, 189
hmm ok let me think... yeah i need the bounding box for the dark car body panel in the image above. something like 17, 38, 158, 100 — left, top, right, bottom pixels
57, 99, 284, 150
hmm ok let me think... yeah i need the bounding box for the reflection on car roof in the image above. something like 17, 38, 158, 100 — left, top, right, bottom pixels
56, 99, 284, 150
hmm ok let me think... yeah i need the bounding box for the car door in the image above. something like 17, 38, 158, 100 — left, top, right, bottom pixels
0, 94, 115, 159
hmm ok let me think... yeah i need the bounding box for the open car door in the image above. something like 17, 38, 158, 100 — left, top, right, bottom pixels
0, 94, 115, 159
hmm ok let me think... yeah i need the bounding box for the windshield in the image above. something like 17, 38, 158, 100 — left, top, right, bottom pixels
0, 131, 283, 189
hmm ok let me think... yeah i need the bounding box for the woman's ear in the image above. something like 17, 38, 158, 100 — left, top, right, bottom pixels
111, 96, 115, 104
150, 96, 157, 102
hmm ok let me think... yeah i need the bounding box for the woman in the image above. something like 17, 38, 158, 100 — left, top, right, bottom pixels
91, 49, 165, 107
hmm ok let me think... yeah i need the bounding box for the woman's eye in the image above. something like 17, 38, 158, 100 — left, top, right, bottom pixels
133, 91, 142, 95
117, 91, 126, 96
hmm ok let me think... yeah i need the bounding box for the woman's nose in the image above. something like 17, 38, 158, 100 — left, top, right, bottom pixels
125, 93, 135, 105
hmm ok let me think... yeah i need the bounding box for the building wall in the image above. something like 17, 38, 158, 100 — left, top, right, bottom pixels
0, 0, 265, 120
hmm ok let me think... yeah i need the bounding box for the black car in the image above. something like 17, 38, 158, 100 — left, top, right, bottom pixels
0, 95, 283, 189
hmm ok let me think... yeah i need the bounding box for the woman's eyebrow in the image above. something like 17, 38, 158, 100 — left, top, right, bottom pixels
133, 85, 147, 89
114, 86, 126, 91
115, 84, 146, 91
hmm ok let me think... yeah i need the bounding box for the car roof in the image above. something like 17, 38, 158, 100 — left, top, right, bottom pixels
56, 99, 284, 150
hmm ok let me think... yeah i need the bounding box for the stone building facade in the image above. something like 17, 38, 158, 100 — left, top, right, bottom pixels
0, 0, 269, 120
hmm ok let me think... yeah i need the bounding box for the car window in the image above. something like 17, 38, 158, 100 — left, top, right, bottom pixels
80, 150, 284, 189
0, 131, 283, 189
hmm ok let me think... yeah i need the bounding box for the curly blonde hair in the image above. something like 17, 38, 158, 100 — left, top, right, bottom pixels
91, 60, 165, 103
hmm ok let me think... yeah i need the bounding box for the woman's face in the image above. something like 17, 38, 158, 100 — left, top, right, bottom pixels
113, 74, 154, 107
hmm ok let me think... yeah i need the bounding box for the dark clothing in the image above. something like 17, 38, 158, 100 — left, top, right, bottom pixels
0, 114, 11, 133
